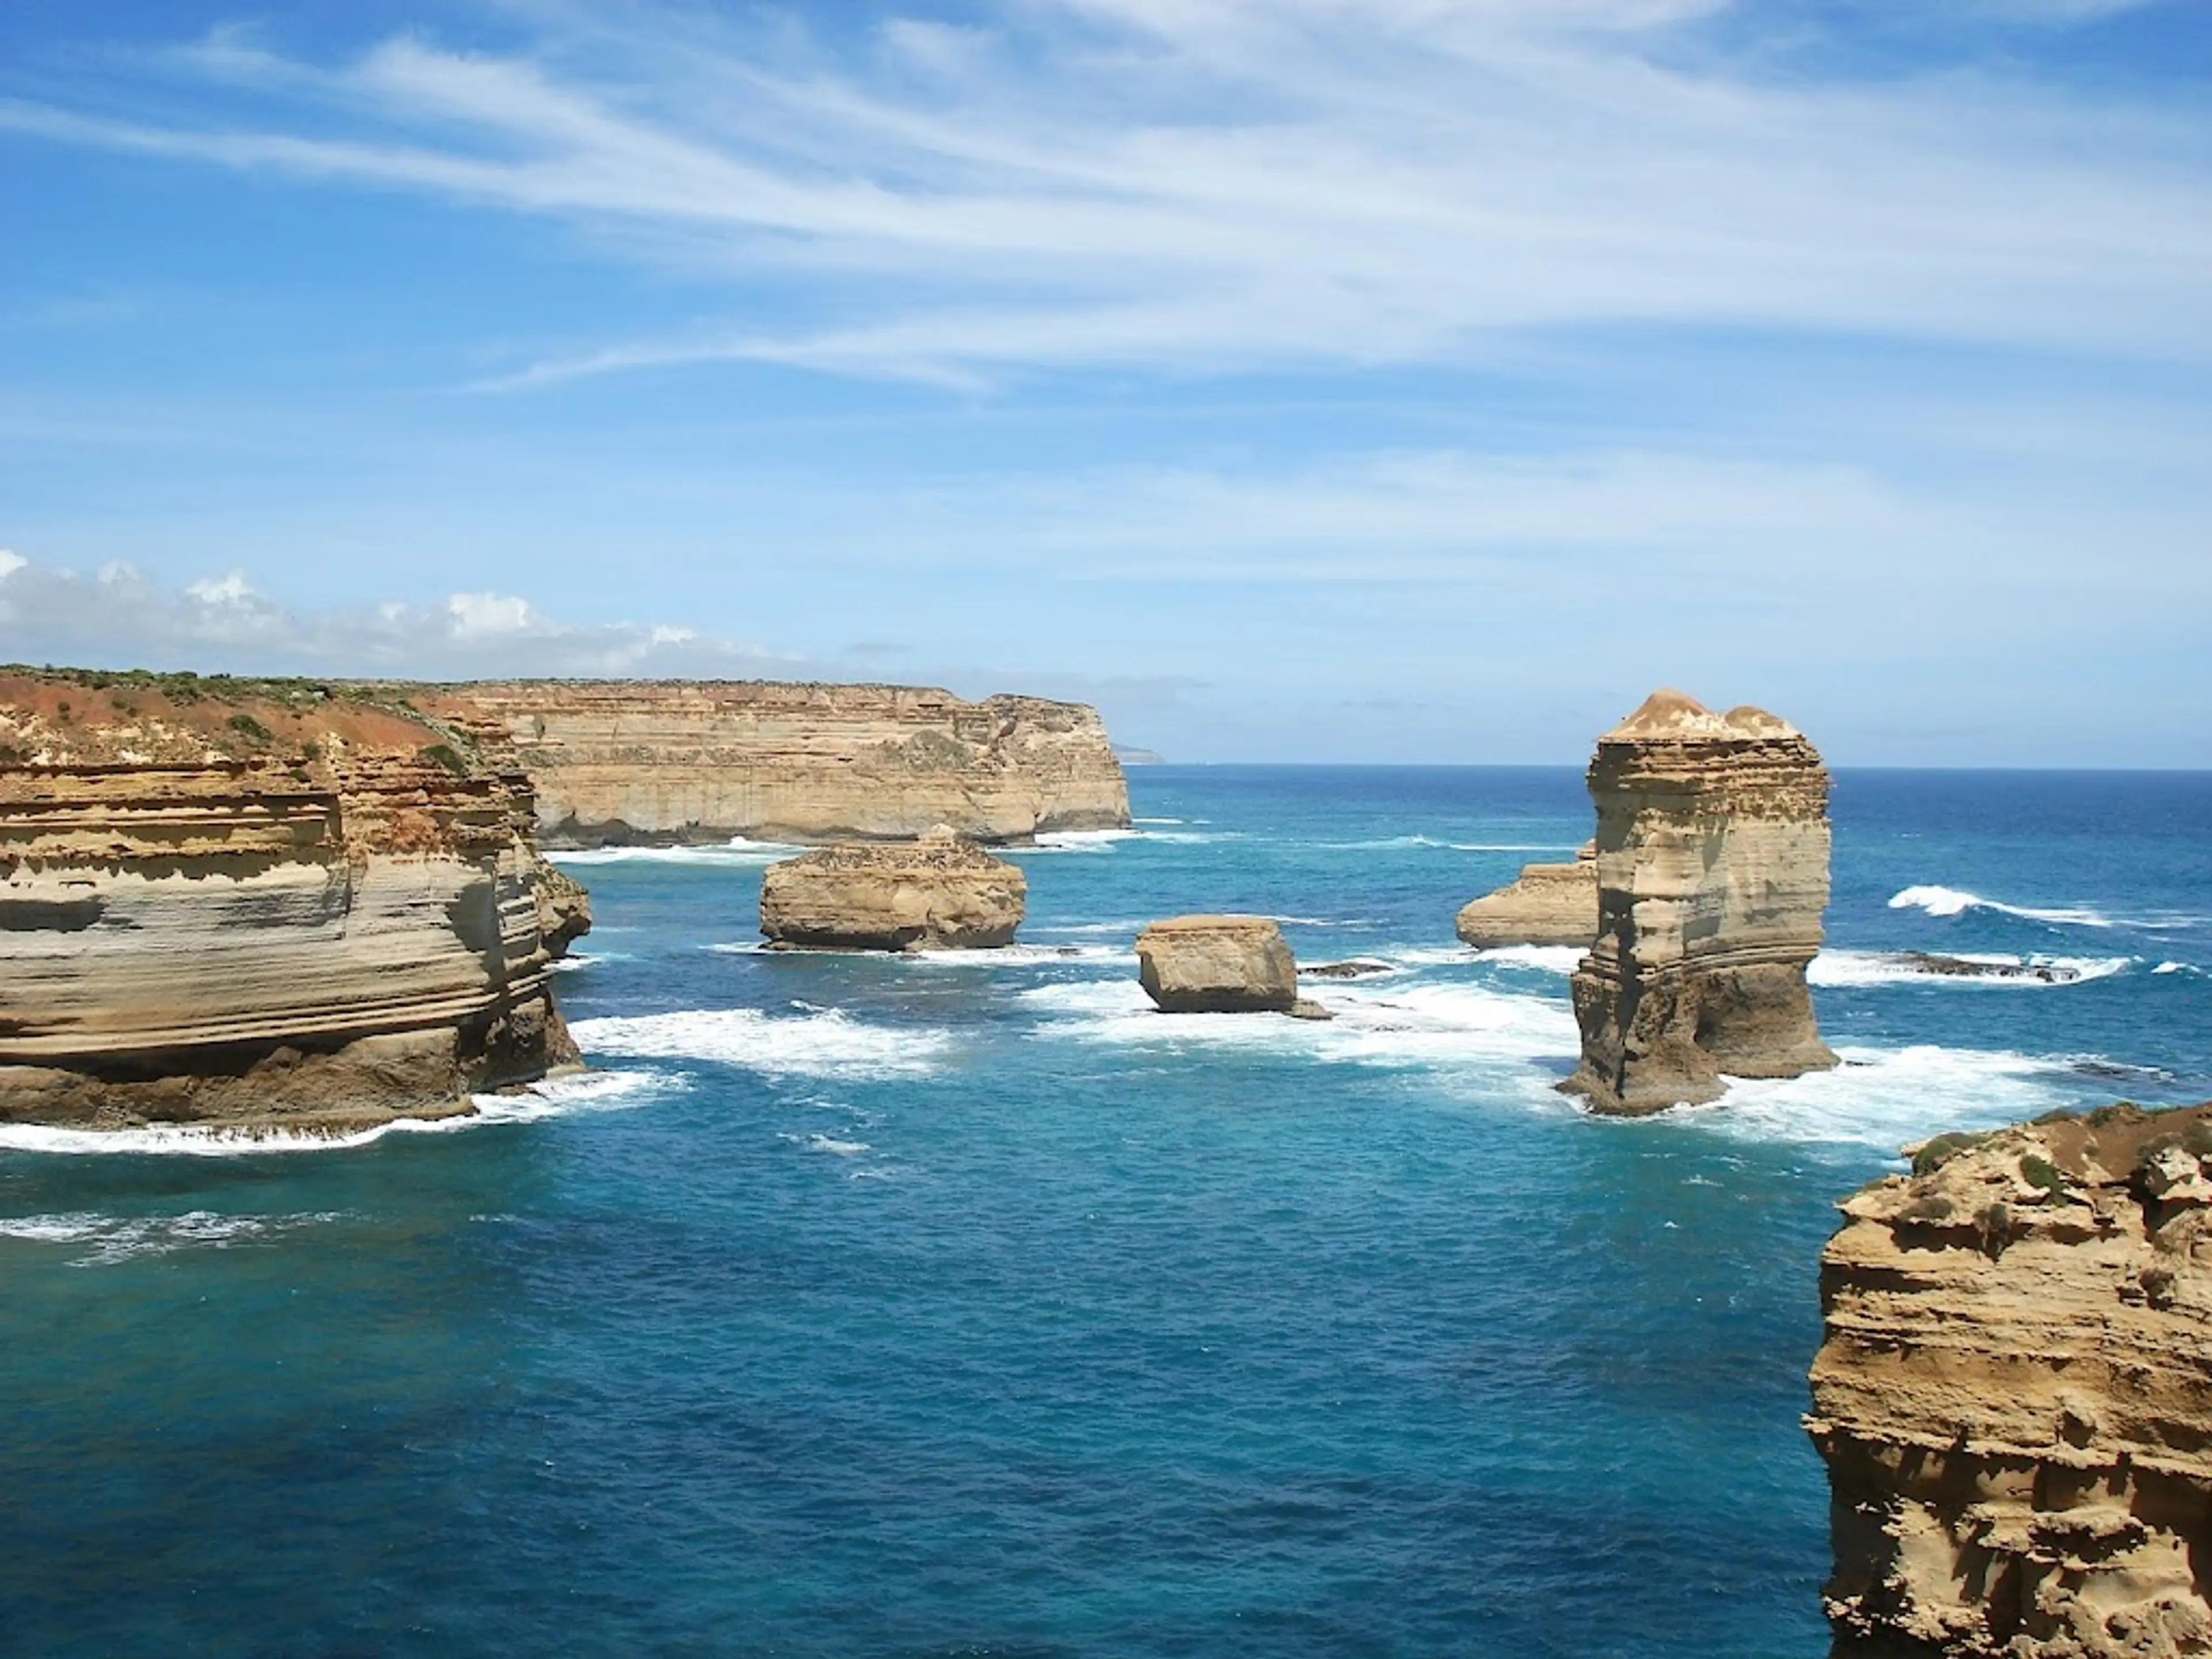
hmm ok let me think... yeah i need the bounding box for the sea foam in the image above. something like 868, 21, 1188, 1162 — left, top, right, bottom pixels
0, 1070, 666, 1158
547, 836, 804, 868
574, 1006, 952, 1079
0, 1209, 347, 1266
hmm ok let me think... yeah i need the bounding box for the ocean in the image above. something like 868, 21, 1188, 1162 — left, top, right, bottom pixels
3, 766, 2208, 1657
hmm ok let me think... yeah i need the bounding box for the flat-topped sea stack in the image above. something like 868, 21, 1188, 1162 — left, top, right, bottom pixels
1136, 916, 1301, 1013
1561, 690, 1836, 1115
0, 669, 585, 1132
1455, 841, 1597, 948
423, 681, 1130, 847
759, 827, 1025, 951
1808, 1101, 2212, 1655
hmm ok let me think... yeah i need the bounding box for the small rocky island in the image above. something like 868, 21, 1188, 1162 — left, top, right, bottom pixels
1562, 689, 1837, 1115
0, 669, 586, 1132
1455, 841, 1597, 948
759, 827, 1027, 950
1136, 915, 1320, 1015
1809, 1101, 2212, 1655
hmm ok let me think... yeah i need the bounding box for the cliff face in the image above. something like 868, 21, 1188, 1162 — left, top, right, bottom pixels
760, 827, 1027, 951
0, 671, 585, 1132
1455, 841, 1597, 949
1561, 689, 1836, 1116
1809, 1103, 2212, 1657
425, 681, 1131, 846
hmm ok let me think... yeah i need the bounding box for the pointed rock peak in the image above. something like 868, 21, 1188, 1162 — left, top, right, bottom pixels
1604, 688, 1729, 740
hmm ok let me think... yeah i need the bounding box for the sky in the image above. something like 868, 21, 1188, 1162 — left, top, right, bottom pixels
2, 0, 2207, 765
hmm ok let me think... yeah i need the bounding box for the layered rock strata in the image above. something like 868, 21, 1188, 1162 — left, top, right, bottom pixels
424, 681, 1131, 846
1561, 690, 1836, 1115
0, 671, 585, 1132
1808, 1101, 2212, 1656
1456, 840, 1598, 948
1136, 916, 1301, 1013
759, 827, 1026, 951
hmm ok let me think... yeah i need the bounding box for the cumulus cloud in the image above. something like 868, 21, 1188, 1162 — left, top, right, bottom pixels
0, 1, 2203, 385
0, 556, 802, 680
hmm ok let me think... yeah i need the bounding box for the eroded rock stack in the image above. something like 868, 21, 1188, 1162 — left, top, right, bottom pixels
1135, 916, 1301, 1013
427, 681, 1131, 846
0, 671, 586, 1132
1808, 1102, 2212, 1656
1455, 841, 1597, 948
759, 827, 1026, 951
1561, 690, 1836, 1115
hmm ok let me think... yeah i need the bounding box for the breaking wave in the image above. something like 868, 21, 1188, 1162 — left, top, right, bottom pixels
1668, 1045, 2075, 1153
0, 1209, 347, 1267
1887, 884, 2138, 929
0, 1070, 668, 1157
574, 1007, 952, 1080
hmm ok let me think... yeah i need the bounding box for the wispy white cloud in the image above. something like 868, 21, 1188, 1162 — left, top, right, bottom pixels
0, 557, 801, 679
2, 0, 2204, 385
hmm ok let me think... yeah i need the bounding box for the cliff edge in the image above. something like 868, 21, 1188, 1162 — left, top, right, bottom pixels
423, 680, 1131, 846
1809, 1102, 2212, 1656
0, 669, 586, 1132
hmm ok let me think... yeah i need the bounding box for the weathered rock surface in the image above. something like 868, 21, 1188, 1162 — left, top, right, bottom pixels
424, 681, 1131, 846
759, 827, 1025, 951
1456, 841, 1598, 948
1561, 690, 1837, 1115
1808, 1102, 2212, 1657
1137, 916, 1299, 1013
0, 671, 585, 1132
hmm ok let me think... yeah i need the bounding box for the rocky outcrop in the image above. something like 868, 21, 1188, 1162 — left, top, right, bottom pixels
1136, 916, 1301, 1013
0, 671, 585, 1132
1456, 841, 1598, 948
1561, 690, 1836, 1116
423, 681, 1131, 846
759, 827, 1026, 951
1808, 1101, 2212, 1657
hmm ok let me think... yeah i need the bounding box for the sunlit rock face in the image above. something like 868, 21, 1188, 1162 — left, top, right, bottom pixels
1560, 689, 1836, 1116
1455, 841, 1597, 949
1809, 1103, 2212, 1657
426, 681, 1131, 847
0, 672, 585, 1132
759, 827, 1026, 952
1135, 916, 1300, 1013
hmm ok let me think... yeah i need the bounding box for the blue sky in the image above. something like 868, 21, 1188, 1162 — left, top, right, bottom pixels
2, 0, 2206, 764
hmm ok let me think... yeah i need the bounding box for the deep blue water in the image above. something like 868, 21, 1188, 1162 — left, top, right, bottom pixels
3, 767, 2209, 1658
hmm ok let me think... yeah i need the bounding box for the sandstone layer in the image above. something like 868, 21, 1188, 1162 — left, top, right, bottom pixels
1137, 916, 1300, 1013
1455, 840, 1598, 948
423, 681, 1131, 847
0, 670, 586, 1132
759, 827, 1026, 951
1809, 1101, 2212, 1657
1561, 690, 1836, 1116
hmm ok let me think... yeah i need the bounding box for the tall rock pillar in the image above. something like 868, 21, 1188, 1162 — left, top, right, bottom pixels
1560, 689, 1836, 1116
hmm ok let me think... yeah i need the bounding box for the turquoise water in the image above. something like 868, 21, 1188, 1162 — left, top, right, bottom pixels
4, 767, 2208, 1657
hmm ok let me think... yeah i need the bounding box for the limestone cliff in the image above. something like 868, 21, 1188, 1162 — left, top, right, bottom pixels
1562, 690, 1836, 1116
1455, 841, 1597, 948
1808, 1102, 2212, 1657
1136, 916, 1302, 1014
422, 681, 1131, 847
759, 827, 1026, 951
0, 670, 586, 1132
